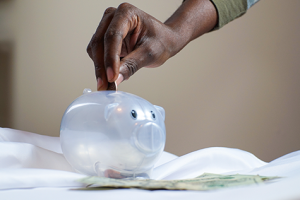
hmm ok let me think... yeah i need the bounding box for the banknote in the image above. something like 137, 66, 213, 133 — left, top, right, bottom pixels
78, 173, 279, 191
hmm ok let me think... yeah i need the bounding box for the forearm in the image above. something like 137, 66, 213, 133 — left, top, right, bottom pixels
163, 0, 259, 56
164, 0, 217, 55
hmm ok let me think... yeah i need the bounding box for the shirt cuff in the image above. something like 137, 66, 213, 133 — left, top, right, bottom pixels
210, 0, 248, 30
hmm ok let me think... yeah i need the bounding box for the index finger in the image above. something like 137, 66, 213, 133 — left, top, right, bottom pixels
88, 7, 116, 90
104, 3, 139, 82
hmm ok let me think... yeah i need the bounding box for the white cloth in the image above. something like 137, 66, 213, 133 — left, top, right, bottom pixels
1, 128, 300, 200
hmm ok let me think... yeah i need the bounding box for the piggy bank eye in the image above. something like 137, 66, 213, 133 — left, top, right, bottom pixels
151, 111, 156, 119
131, 110, 137, 119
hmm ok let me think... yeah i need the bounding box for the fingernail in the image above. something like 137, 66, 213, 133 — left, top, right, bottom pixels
116, 74, 124, 86
97, 77, 103, 91
106, 67, 114, 82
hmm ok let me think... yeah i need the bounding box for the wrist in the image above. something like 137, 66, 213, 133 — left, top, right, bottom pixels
164, 0, 217, 55
162, 24, 190, 58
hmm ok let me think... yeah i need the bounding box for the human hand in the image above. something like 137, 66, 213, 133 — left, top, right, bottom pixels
87, 1, 217, 91
87, 3, 182, 90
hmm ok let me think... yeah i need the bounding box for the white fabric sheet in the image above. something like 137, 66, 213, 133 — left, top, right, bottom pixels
0, 127, 300, 200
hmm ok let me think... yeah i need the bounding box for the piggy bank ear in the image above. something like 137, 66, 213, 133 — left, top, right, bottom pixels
154, 105, 165, 121
104, 103, 119, 121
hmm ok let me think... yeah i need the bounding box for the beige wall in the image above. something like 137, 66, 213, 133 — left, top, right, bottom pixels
1, 0, 300, 162
0, 0, 13, 128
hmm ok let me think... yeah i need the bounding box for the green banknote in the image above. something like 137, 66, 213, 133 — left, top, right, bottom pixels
78, 173, 279, 191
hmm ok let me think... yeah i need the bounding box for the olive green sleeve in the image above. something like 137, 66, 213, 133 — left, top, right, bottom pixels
210, 0, 248, 30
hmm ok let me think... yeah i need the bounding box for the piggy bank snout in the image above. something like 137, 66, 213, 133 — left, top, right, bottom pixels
133, 122, 165, 153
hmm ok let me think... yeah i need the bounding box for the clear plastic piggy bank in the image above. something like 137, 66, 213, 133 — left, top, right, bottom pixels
60, 90, 166, 179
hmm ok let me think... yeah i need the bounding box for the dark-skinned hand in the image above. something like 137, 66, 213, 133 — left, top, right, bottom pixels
87, 0, 217, 90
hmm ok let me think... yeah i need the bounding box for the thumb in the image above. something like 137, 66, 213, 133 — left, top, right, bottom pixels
118, 45, 154, 82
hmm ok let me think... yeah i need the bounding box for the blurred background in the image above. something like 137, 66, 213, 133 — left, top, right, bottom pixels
0, 0, 299, 162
